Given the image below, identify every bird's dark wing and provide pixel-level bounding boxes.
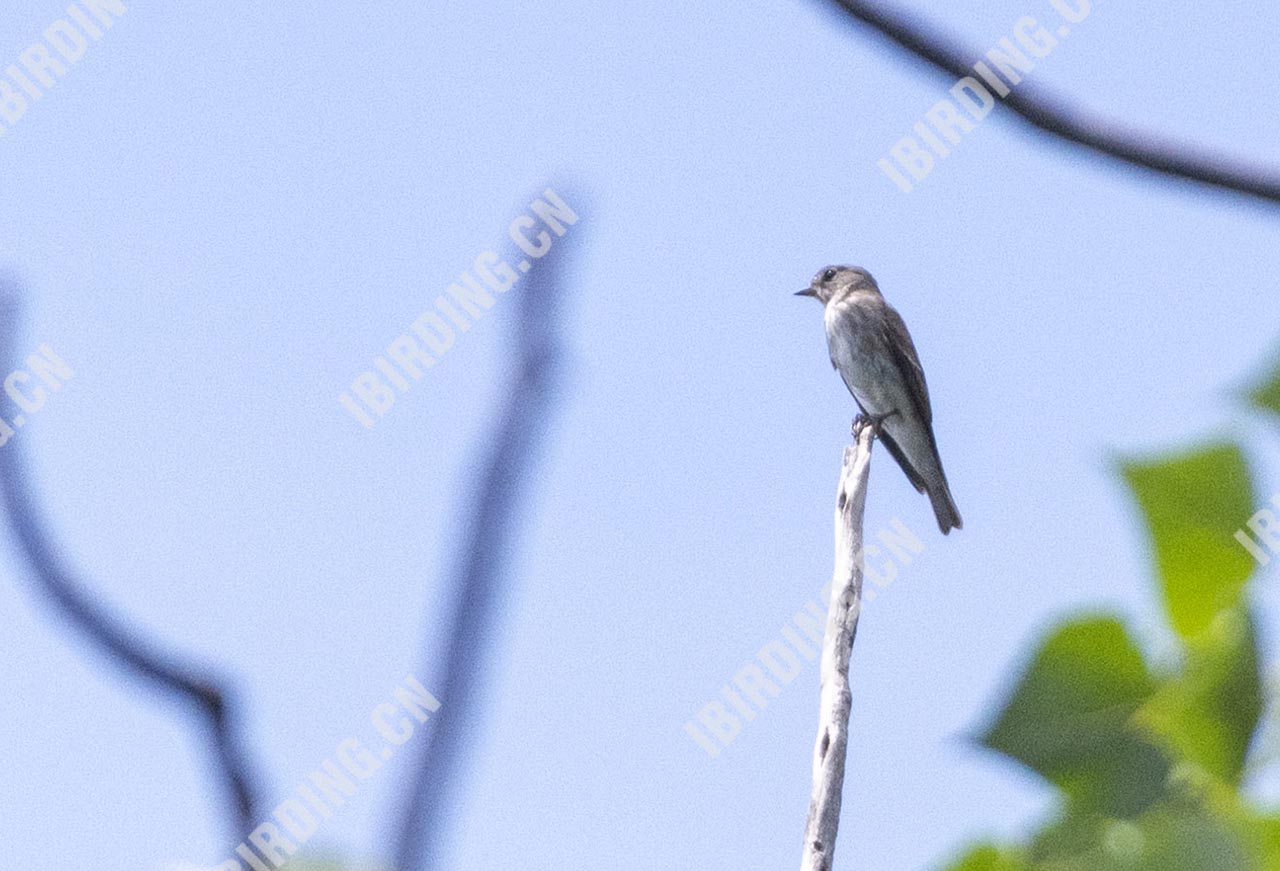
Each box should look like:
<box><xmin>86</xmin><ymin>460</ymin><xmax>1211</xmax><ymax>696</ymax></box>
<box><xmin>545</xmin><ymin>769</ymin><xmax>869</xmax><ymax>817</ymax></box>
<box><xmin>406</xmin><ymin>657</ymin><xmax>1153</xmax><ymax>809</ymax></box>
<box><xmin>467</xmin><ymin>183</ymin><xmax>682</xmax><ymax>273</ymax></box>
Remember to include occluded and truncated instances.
<box><xmin>881</xmin><ymin>304</ymin><xmax>934</xmax><ymax>427</ymax></box>
<box><xmin>849</xmin><ymin>392</ymin><xmax>928</xmax><ymax>494</ymax></box>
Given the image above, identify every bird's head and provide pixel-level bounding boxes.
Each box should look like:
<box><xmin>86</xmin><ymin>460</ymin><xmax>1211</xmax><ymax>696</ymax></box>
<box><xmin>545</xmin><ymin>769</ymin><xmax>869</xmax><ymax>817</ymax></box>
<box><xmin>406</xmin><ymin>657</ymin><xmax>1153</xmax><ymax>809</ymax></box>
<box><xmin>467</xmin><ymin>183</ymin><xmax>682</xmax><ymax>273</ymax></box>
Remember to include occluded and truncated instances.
<box><xmin>796</xmin><ymin>265</ymin><xmax>880</xmax><ymax>305</ymax></box>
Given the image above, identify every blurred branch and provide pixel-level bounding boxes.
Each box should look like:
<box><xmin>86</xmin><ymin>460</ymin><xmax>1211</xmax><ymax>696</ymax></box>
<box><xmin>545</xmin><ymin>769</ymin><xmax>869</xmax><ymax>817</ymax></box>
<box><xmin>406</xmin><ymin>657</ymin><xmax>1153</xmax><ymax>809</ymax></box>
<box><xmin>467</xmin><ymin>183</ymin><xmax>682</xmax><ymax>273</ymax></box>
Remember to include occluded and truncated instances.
<box><xmin>0</xmin><ymin>284</ymin><xmax>263</xmax><ymax>842</ymax></box>
<box><xmin>800</xmin><ymin>425</ymin><xmax>874</xmax><ymax>871</ymax></box>
<box><xmin>824</xmin><ymin>0</ymin><xmax>1280</xmax><ymax>206</ymax></box>
<box><xmin>394</xmin><ymin>192</ymin><xmax>584</xmax><ymax>871</ymax></box>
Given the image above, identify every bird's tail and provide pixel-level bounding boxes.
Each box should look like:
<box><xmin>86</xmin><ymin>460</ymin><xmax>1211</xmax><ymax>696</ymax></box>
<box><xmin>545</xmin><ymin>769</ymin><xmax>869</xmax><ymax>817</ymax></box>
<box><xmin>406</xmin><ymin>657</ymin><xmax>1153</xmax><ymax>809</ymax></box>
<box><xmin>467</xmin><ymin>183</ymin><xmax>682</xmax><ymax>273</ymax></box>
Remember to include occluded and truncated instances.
<box><xmin>929</xmin><ymin>481</ymin><xmax>963</xmax><ymax>535</ymax></box>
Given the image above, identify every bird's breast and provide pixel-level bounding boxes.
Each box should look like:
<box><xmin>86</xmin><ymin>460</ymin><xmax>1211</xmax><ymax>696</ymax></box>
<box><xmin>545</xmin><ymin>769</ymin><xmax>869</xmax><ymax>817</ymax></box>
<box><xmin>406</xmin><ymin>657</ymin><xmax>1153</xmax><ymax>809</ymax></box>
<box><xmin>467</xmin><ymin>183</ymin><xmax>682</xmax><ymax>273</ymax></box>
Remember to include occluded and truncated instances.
<box><xmin>825</xmin><ymin>300</ymin><xmax>894</xmax><ymax>412</ymax></box>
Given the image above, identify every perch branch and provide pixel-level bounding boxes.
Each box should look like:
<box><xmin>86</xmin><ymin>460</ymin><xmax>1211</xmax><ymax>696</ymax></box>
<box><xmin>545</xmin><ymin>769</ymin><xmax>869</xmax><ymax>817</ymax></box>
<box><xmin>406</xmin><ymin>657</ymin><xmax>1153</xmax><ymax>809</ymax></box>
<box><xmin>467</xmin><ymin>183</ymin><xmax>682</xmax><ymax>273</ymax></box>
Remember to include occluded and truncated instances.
<box><xmin>823</xmin><ymin>0</ymin><xmax>1280</xmax><ymax>206</ymax></box>
<box><xmin>800</xmin><ymin>423</ymin><xmax>875</xmax><ymax>871</ymax></box>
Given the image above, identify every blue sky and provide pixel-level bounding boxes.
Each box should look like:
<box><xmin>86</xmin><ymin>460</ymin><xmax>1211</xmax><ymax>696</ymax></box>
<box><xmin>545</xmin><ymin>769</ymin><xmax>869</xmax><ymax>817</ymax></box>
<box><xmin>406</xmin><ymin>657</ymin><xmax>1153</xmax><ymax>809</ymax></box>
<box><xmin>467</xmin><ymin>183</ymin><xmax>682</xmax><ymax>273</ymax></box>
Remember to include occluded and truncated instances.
<box><xmin>2</xmin><ymin>1</ymin><xmax>1279</xmax><ymax>869</ymax></box>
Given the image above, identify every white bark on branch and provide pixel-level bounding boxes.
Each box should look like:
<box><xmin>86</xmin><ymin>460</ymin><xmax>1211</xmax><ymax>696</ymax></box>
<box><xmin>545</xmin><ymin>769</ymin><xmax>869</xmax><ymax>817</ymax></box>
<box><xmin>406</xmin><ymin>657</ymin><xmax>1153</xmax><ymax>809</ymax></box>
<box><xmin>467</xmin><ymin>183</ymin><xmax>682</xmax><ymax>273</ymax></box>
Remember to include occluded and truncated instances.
<box><xmin>800</xmin><ymin>425</ymin><xmax>875</xmax><ymax>871</ymax></box>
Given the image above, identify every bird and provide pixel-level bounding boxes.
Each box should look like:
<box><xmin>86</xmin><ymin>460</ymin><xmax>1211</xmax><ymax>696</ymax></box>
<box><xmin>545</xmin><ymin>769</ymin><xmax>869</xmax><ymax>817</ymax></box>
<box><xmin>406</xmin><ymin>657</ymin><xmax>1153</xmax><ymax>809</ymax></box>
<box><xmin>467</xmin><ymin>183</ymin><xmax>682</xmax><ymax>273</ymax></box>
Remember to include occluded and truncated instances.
<box><xmin>797</xmin><ymin>265</ymin><xmax>962</xmax><ymax>534</ymax></box>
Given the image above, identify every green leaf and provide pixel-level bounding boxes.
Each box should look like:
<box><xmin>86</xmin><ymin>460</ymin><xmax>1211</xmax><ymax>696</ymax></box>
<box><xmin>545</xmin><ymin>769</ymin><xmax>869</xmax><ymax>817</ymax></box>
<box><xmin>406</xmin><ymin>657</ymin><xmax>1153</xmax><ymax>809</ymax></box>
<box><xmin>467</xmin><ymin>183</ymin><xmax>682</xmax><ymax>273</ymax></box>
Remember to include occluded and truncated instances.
<box><xmin>1028</xmin><ymin>811</ymin><xmax>1111</xmax><ymax>866</ymax></box>
<box><xmin>980</xmin><ymin>616</ymin><xmax>1170</xmax><ymax>817</ymax></box>
<box><xmin>942</xmin><ymin>844</ymin><xmax>1027</xmax><ymax>871</ymax></box>
<box><xmin>1247</xmin><ymin>814</ymin><xmax>1280</xmax><ymax>868</ymax></box>
<box><xmin>1246</xmin><ymin>354</ymin><xmax>1280</xmax><ymax>418</ymax></box>
<box><xmin>1028</xmin><ymin>789</ymin><xmax>1255</xmax><ymax>871</ymax></box>
<box><xmin>1120</xmin><ymin>443</ymin><xmax>1256</xmax><ymax>641</ymax></box>
<box><xmin>1140</xmin><ymin>608</ymin><xmax>1263</xmax><ymax>785</ymax></box>
<box><xmin>1138</xmin><ymin>797</ymin><xmax>1254</xmax><ymax>871</ymax></box>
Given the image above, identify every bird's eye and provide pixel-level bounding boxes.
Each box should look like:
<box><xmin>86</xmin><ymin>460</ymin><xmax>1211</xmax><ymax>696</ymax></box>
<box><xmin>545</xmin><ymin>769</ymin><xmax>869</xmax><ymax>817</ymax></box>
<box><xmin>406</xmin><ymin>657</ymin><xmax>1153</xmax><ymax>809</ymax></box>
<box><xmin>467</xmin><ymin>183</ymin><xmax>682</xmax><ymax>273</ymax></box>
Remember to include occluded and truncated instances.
<box><xmin>822</xmin><ymin>268</ymin><xmax>837</xmax><ymax>283</ymax></box>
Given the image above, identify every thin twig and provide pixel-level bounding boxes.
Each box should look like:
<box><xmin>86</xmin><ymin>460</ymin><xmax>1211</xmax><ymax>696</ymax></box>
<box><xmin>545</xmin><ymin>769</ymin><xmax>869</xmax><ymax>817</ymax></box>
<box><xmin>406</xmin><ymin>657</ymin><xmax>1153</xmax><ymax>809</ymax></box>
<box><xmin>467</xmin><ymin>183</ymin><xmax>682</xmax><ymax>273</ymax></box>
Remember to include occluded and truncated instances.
<box><xmin>823</xmin><ymin>0</ymin><xmax>1280</xmax><ymax>206</ymax></box>
<box><xmin>394</xmin><ymin>192</ymin><xmax>584</xmax><ymax>871</ymax></box>
<box><xmin>801</xmin><ymin>425</ymin><xmax>875</xmax><ymax>871</ymax></box>
<box><xmin>0</xmin><ymin>283</ymin><xmax>263</xmax><ymax>842</ymax></box>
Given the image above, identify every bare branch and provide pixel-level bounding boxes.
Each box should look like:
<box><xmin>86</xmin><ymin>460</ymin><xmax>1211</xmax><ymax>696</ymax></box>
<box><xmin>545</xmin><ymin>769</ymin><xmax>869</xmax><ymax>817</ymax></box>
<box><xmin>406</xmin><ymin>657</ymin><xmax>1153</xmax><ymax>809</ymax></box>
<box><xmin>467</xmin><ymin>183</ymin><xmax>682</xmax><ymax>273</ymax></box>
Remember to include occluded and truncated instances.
<box><xmin>824</xmin><ymin>0</ymin><xmax>1280</xmax><ymax>206</ymax></box>
<box><xmin>801</xmin><ymin>425</ymin><xmax>875</xmax><ymax>871</ymax></box>
<box><xmin>0</xmin><ymin>282</ymin><xmax>263</xmax><ymax>843</ymax></box>
<box><xmin>394</xmin><ymin>191</ymin><xmax>585</xmax><ymax>871</ymax></box>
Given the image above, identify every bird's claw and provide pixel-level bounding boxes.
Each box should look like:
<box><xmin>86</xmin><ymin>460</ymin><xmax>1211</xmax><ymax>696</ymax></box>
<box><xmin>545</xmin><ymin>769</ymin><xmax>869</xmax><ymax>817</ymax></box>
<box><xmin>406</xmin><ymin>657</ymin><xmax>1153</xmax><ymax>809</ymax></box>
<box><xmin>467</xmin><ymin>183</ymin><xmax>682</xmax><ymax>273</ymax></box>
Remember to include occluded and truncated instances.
<box><xmin>852</xmin><ymin>410</ymin><xmax>900</xmax><ymax>438</ymax></box>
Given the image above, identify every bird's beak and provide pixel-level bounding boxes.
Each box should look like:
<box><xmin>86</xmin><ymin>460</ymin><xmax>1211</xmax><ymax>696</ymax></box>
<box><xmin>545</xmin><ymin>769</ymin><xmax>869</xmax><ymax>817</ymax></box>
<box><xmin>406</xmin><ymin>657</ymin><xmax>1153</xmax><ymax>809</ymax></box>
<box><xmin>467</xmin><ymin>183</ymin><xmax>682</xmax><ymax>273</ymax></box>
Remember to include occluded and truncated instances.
<box><xmin>795</xmin><ymin>288</ymin><xmax>817</xmax><ymax>298</ymax></box>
